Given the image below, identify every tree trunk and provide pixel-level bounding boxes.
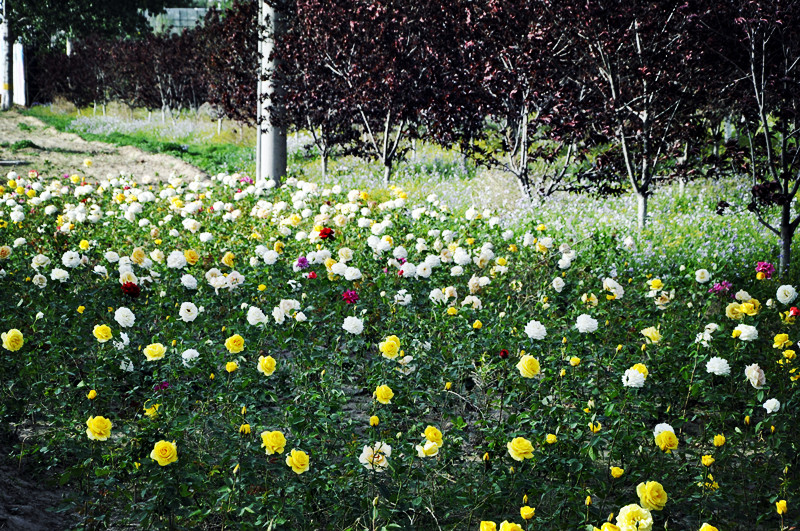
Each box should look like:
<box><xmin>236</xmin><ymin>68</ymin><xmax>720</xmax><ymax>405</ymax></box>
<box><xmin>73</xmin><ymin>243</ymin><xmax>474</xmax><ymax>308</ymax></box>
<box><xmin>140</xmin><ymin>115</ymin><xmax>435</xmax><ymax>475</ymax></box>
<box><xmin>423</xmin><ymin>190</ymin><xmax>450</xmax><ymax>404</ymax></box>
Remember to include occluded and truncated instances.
<box><xmin>636</xmin><ymin>192</ymin><xmax>648</xmax><ymax>230</ymax></box>
<box><xmin>679</xmin><ymin>178</ymin><xmax>685</xmax><ymax>195</ymax></box>
<box><xmin>780</xmin><ymin>202</ymin><xmax>793</xmax><ymax>276</ymax></box>
<box><xmin>0</xmin><ymin>3</ymin><xmax>12</xmax><ymax>111</ymax></box>
<box><xmin>256</xmin><ymin>1</ymin><xmax>287</xmax><ymax>187</ymax></box>
<box><xmin>383</xmin><ymin>160</ymin><xmax>392</xmax><ymax>185</ymax></box>
<box><xmin>321</xmin><ymin>152</ymin><xmax>328</xmax><ymax>178</ymax></box>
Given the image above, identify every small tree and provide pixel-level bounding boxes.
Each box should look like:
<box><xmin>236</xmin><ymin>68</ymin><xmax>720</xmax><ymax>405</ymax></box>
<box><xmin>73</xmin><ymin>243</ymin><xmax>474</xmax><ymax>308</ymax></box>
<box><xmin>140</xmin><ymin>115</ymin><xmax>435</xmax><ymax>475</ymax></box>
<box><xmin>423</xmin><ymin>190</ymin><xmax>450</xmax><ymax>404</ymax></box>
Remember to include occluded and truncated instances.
<box><xmin>292</xmin><ymin>0</ymin><xmax>436</xmax><ymax>183</ymax></box>
<box><xmin>555</xmin><ymin>0</ymin><xmax>711</xmax><ymax>229</ymax></box>
<box><xmin>700</xmin><ymin>0</ymin><xmax>800</xmax><ymax>274</ymax></box>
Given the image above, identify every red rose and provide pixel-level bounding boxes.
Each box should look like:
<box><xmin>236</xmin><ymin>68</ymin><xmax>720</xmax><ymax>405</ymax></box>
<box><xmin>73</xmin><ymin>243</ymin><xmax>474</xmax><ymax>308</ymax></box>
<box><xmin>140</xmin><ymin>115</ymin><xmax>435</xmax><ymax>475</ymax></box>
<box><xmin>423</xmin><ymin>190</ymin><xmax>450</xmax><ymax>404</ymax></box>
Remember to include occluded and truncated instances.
<box><xmin>790</xmin><ymin>307</ymin><xmax>800</xmax><ymax>317</ymax></box>
<box><xmin>498</xmin><ymin>349</ymin><xmax>509</xmax><ymax>359</ymax></box>
<box><xmin>319</xmin><ymin>227</ymin><xmax>334</xmax><ymax>240</ymax></box>
<box><xmin>308</xmin><ymin>271</ymin><xmax>317</xmax><ymax>279</ymax></box>
<box><xmin>121</xmin><ymin>282</ymin><xmax>140</xmax><ymax>298</ymax></box>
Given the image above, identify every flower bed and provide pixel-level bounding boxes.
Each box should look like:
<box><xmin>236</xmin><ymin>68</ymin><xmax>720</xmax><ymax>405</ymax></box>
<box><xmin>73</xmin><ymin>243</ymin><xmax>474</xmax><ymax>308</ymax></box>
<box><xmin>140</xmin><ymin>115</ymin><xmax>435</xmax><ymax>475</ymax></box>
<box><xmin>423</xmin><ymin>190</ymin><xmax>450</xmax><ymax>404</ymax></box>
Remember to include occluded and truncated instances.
<box><xmin>0</xmin><ymin>169</ymin><xmax>795</xmax><ymax>529</ymax></box>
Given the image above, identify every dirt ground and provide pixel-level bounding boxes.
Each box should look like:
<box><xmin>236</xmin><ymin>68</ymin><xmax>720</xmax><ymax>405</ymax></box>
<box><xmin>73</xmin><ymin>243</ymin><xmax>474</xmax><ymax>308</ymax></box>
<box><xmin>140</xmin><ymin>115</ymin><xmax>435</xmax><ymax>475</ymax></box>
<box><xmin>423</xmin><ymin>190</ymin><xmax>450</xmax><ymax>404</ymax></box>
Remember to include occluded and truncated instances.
<box><xmin>0</xmin><ymin>433</ymin><xmax>76</xmax><ymax>530</ymax></box>
<box><xmin>0</xmin><ymin>109</ymin><xmax>205</xmax><ymax>180</ymax></box>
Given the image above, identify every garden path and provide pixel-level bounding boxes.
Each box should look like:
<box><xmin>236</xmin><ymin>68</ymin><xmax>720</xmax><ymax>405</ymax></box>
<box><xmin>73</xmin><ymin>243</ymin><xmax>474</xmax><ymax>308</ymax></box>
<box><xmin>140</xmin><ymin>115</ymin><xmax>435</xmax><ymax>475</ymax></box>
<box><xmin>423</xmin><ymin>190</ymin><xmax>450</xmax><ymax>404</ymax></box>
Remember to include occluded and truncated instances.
<box><xmin>0</xmin><ymin>109</ymin><xmax>204</xmax><ymax>180</ymax></box>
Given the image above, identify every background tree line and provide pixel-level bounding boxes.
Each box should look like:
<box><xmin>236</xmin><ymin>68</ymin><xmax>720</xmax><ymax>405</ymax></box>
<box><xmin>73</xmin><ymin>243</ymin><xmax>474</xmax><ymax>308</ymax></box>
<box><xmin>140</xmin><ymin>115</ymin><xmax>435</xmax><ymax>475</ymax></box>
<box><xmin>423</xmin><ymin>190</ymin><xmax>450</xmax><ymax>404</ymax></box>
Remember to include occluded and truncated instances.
<box><xmin>22</xmin><ymin>0</ymin><xmax>800</xmax><ymax>270</ymax></box>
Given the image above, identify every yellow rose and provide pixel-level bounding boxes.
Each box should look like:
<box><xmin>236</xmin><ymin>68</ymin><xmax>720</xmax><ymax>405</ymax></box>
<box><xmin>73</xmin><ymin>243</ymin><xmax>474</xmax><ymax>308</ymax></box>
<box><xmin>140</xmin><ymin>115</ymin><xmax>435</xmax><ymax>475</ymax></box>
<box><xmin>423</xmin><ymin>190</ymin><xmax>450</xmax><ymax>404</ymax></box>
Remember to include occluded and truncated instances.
<box><xmin>701</xmin><ymin>455</ymin><xmax>715</xmax><ymax>466</ymax></box>
<box><xmin>616</xmin><ymin>504</ymin><xmax>652</xmax><ymax>529</ymax></box>
<box><xmin>150</xmin><ymin>440</ymin><xmax>178</xmax><ymax>466</ymax></box>
<box><xmin>369</xmin><ymin>416</ymin><xmax>379</xmax><ymax>426</ymax></box>
<box><xmin>226</xmin><ymin>361</ymin><xmax>239</xmax><ymax>373</ymax></box>
<box><xmin>699</xmin><ymin>523</ymin><xmax>719</xmax><ymax>531</ymax></box>
<box><xmin>1</xmin><ymin>329</ymin><xmax>24</xmax><ymax>351</ymax></box>
<box><xmin>546</xmin><ymin>434</ymin><xmax>557</xmax><ymax>444</ymax></box>
<box><xmin>274</xmin><ymin>241</ymin><xmax>285</xmax><ymax>254</ymax></box>
<box><xmin>379</xmin><ymin>335</ymin><xmax>401</xmax><ymax>360</ymax></box>
<box><xmin>77</xmin><ymin>305</ymin><xmax>86</xmax><ymax>314</ymax></box>
<box><xmin>131</xmin><ymin>247</ymin><xmax>146</xmax><ymax>266</ymax></box>
<box><xmin>773</xmin><ymin>333</ymin><xmax>791</xmax><ymax>349</ymax></box>
<box><xmin>631</xmin><ymin>363</ymin><xmax>649</xmax><ymax>379</ymax></box>
<box><xmin>480</xmin><ymin>522</ymin><xmax>497</xmax><ymax>531</ymax></box>
<box><xmin>641</xmin><ymin>326</ymin><xmax>661</xmax><ymax>344</ymax></box>
<box><xmin>285</xmin><ymin>449</ymin><xmax>310</xmax><ymax>474</ymax></box>
<box><xmin>93</xmin><ymin>325</ymin><xmax>112</xmax><ymax>343</ymax></box>
<box><xmin>416</xmin><ymin>440</ymin><xmax>440</xmax><ymax>457</ymax></box>
<box><xmin>225</xmin><ymin>334</ymin><xmax>244</xmax><ymax>354</ymax></box>
<box><xmin>600</xmin><ymin>524</ymin><xmax>621</xmax><ymax>531</ymax></box>
<box><xmin>239</xmin><ymin>424</ymin><xmax>251</xmax><ymax>435</ymax></box>
<box><xmin>87</xmin><ymin>389</ymin><xmax>97</xmax><ymax>400</ymax></box>
<box><xmin>143</xmin><ymin>343</ymin><xmax>166</xmax><ymax>361</ymax></box>
<box><xmin>498</xmin><ymin>522</ymin><xmax>523</xmax><ymax>531</ymax></box>
<box><xmin>569</xmin><ymin>356</ymin><xmax>581</xmax><ymax>367</ymax></box>
<box><xmin>447</xmin><ymin>307</ymin><xmax>458</xmax><ymax>316</ymax></box>
<box><xmin>473</xmin><ymin>320</ymin><xmax>483</xmax><ymax>329</ymax></box>
<box><xmin>655</xmin><ymin>430</ymin><xmax>679</xmax><ymax>452</ymax></box>
<box><xmin>184</xmin><ymin>249</ymin><xmax>199</xmax><ymax>265</ymax></box>
<box><xmin>776</xmin><ymin>500</ymin><xmax>787</xmax><ymax>515</ymax></box>
<box><xmin>520</xmin><ymin>506</ymin><xmax>535</xmax><ymax>520</ymax></box>
<box><xmin>713</xmin><ymin>434</ymin><xmax>725</xmax><ymax>447</ymax></box>
<box><xmin>424</xmin><ymin>426</ymin><xmax>443</xmax><ymax>447</ymax></box>
<box><xmin>144</xmin><ymin>403</ymin><xmax>161</xmax><ymax>418</ymax></box>
<box><xmin>221</xmin><ymin>251</ymin><xmax>235</xmax><ymax>268</ymax></box>
<box><xmin>86</xmin><ymin>416</ymin><xmax>113</xmax><ymax>441</ymax></box>
<box><xmin>506</xmin><ymin>437</ymin><xmax>534</xmax><ymax>461</ymax></box>
<box><xmin>740</xmin><ymin>302</ymin><xmax>758</xmax><ymax>316</ymax></box>
<box><xmin>648</xmin><ymin>278</ymin><xmax>663</xmax><ymax>290</ymax></box>
<box><xmin>725</xmin><ymin>302</ymin><xmax>744</xmax><ymax>320</ymax></box>
<box><xmin>257</xmin><ymin>355</ymin><xmax>276</xmax><ymax>376</ymax></box>
<box><xmin>516</xmin><ymin>355</ymin><xmax>541</xmax><ymax>378</ymax></box>
<box><xmin>0</xmin><ymin>246</ymin><xmax>11</xmax><ymax>259</ymax></box>
<box><xmin>610</xmin><ymin>466</ymin><xmax>624</xmax><ymax>478</ymax></box>
<box><xmin>79</xmin><ymin>239</ymin><xmax>90</xmax><ymax>250</ymax></box>
<box><xmin>258</xmin><ymin>284</ymin><xmax>267</xmax><ymax>291</ymax></box>
<box><xmin>636</xmin><ymin>481</ymin><xmax>668</xmax><ymax>511</ymax></box>
<box><xmin>261</xmin><ymin>430</ymin><xmax>286</xmax><ymax>454</ymax></box>
<box><xmin>588</xmin><ymin>422</ymin><xmax>602</xmax><ymax>433</ymax></box>
<box><xmin>374</xmin><ymin>385</ymin><xmax>394</xmax><ymax>404</ymax></box>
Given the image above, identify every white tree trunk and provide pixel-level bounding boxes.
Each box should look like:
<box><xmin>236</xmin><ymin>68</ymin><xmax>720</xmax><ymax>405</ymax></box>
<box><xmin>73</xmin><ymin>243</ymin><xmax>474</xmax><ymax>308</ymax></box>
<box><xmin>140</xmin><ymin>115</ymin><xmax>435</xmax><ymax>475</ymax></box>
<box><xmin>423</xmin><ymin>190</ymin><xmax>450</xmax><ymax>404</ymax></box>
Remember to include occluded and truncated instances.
<box><xmin>636</xmin><ymin>192</ymin><xmax>648</xmax><ymax>230</ymax></box>
<box><xmin>0</xmin><ymin>2</ymin><xmax>12</xmax><ymax>111</ymax></box>
<box><xmin>256</xmin><ymin>1</ymin><xmax>286</xmax><ymax>187</ymax></box>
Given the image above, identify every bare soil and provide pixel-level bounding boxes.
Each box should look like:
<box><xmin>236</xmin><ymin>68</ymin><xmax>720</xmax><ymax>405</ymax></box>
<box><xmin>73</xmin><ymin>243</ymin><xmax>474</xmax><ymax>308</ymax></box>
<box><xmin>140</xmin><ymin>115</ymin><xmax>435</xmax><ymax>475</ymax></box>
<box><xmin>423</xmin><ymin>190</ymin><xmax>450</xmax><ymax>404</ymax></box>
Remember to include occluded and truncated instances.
<box><xmin>0</xmin><ymin>432</ymin><xmax>76</xmax><ymax>531</ymax></box>
<box><xmin>0</xmin><ymin>109</ymin><xmax>204</xmax><ymax>180</ymax></box>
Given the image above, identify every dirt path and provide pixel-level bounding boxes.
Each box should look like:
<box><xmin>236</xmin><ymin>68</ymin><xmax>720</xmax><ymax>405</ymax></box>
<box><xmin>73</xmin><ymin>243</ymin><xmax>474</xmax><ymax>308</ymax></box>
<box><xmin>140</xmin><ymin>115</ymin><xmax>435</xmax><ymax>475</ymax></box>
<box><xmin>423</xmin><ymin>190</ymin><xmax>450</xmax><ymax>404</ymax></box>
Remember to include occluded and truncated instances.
<box><xmin>0</xmin><ymin>109</ymin><xmax>205</xmax><ymax>180</ymax></box>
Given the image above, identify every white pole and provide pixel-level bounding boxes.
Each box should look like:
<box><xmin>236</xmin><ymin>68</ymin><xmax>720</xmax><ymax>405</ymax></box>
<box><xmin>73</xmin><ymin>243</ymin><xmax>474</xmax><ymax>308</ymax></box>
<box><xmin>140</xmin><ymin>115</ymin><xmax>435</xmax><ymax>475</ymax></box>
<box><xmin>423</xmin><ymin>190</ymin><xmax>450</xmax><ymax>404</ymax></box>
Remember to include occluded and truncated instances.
<box><xmin>0</xmin><ymin>0</ymin><xmax>12</xmax><ymax>111</ymax></box>
<box><xmin>256</xmin><ymin>1</ymin><xmax>286</xmax><ymax>186</ymax></box>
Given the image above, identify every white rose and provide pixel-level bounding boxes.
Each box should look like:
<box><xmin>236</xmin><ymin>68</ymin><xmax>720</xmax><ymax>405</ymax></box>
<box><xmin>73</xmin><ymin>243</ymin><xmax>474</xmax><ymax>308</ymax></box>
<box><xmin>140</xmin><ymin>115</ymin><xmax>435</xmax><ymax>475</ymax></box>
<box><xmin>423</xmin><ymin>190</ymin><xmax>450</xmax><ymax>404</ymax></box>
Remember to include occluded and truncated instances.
<box><xmin>50</xmin><ymin>268</ymin><xmax>69</xmax><ymax>282</ymax></box>
<box><xmin>705</xmin><ymin>356</ymin><xmax>730</xmax><ymax>376</ymax></box>
<box><xmin>342</xmin><ymin>316</ymin><xmax>364</xmax><ymax>335</ymax></box>
<box><xmin>576</xmin><ymin>314</ymin><xmax>598</xmax><ymax>333</ymax></box>
<box><xmin>524</xmin><ymin>320</ymin><xmax>547</xmax><ymax>340</ymax></box>
<box><xmin>114</xmin><ymin>307</ymin><xmax>136</xmax><ymax>328</ymax></box>
<box><xmin>552</xmin><ymin>277</ymin><xmax>565</xmax><ymax>292</ymax></box>
<box><xmin>695</xmin><ymin>269</ymin><xmax>711</xmax><ymax>283</ymax></box>
<box><xmin>763</xmin><ymin>398</ymin><xmax>780</xmax><ymax>414</ymax></box>
<box><xmin>181</xmin><ymin>274</ymin><xmax>198</xmax><ymax>289</ymax></box>
<box><xmin>622</xmin><ymin>368</ymin><xmax>645</xmax><ymax>388</ymax></box>
<box><xmin>776</xmin><ymin>284</ymin><xmax>798</xmax><ymax>305</ymax></box>
<box><xmin>179</xmin><ymin>302</ymin><xmax>199</xmax><ymax>322</ymax></box>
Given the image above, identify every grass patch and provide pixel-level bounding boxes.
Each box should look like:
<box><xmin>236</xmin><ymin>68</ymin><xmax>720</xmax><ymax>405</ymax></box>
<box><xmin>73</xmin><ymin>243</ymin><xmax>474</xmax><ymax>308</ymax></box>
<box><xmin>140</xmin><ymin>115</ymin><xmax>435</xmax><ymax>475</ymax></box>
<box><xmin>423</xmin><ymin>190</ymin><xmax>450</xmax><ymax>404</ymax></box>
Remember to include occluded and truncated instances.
<box><xmin>10</xmin><ymin>140</ymin><xmax>41</xmax><ymax>151</ymax></box>
<box><xmin>24</xmin><ymin>106</ymin><xmax>257</xmax><ymax>176</ymax></box>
